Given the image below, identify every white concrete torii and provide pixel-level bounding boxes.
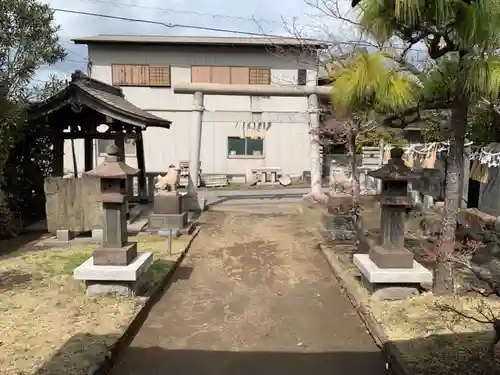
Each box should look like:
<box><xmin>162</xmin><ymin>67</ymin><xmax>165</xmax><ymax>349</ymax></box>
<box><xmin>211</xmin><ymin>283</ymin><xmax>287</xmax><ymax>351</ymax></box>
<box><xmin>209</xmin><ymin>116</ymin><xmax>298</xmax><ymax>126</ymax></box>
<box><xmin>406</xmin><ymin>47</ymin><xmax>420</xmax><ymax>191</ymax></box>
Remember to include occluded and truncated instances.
<box><xmin>173</xmin><ymin>83</ymin><xmax>332</xmax><ymax>201</ymax></box>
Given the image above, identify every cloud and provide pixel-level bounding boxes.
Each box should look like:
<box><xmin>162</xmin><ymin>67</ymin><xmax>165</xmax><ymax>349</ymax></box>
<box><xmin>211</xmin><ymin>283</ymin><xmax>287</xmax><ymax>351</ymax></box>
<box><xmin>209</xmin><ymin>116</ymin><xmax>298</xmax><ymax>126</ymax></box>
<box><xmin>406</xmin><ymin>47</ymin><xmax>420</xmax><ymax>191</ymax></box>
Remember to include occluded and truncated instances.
<box><xmin>34</xmin><ymin>0</ymin><xmax>312</xmax><ymax>82</ymax></box>
<box><xmin>34</xmin><ymin>0</ymin><xmax>364</xmax><ymax>82</ymax></box>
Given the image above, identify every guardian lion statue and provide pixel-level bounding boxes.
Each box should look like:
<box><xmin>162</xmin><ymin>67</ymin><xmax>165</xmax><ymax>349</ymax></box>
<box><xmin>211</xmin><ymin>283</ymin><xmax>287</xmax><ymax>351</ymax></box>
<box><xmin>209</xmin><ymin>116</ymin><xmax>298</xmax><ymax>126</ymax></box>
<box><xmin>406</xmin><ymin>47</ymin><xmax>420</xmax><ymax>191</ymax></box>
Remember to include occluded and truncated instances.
<box><xmin>155</xmin><ymin>164</ymin><xmax>180</xmax><ymax>193</ymax></box>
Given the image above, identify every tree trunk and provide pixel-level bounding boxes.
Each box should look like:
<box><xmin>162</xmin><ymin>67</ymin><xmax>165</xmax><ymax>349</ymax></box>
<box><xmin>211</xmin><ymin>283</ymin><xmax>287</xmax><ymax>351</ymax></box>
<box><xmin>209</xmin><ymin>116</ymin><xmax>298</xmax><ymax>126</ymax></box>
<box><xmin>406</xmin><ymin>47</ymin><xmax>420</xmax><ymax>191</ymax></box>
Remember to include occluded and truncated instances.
<box><xmin>433</xmin><ymin>98</ymin><xmax>468</xmax><ymax>295</ymax></box>
<box><xmin>348</xmin><ymin>130</ymin><xmax>360</xmax><ymax>223</ymax></box>
<box><xmin>0</xmin><ymin>167</ymin><xmax>5</xmax><ymax>206</ymax></box>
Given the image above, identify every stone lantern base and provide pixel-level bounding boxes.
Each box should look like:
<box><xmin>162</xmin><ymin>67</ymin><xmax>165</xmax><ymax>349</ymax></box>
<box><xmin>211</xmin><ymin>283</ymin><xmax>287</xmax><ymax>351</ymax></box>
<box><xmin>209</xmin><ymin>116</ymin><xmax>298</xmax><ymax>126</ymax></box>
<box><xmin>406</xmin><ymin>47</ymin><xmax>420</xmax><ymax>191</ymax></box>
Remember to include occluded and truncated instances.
<box><xmin>368</xmin><ymin>245</ymin><xmax>414</xmax><ymax>269</ymax></box>
<box><xmin>93</xmin><ymin>242</ymin><xmax>138</xmax><ymax>266</ymax></box>
<box><xmin>353</xmin><ymin>254</ymin><xmax>432</xmax><ymax>300</ymax></box>
<box><xmin>73</xmin><ymin>252</ymin><xmax>153</xmax><ymax>296</ymax></box>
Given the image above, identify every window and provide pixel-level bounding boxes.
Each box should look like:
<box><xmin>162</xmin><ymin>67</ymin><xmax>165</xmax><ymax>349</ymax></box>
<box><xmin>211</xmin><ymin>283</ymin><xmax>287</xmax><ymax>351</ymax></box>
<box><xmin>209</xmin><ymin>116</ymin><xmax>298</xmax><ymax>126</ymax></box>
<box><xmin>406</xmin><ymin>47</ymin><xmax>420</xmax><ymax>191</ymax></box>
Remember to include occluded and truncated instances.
<box><xmin>249</xmin><ymin>68</ymin><xmax>270</xmax><ymax>85</ymax></box>
<box><xmin>97</xmin><ymin>138</ymin><xmax>136</xmax><ymax>156</ymax></box>
<box><xmin>112</xmin><ymin>64</ymin><xmax>171</xmax><ymax>86</ymax></box>
<box><xmin>297</xmin><ymin>69</ymin><xmax>307</xmax><ymax>85</ymax></box>
<box><xmin>227</xmin><ymin>137</ymin><xmax>264</xmax><ymax>157</ymax></box>
<box><xmin>191</xmin><ymin>66</ymin><xmax>270</xmax><ymax>85</ymax></box>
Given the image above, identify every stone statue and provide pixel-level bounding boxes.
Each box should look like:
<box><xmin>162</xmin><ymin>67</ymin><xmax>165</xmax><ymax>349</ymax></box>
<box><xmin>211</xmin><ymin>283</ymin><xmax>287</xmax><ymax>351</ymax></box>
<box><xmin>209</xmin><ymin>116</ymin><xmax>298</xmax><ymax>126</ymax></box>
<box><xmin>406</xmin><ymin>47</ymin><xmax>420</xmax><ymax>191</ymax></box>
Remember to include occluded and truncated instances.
<box><xmin>155</xmin><ymin>164</ymin><xmax>180</xmax><ymax>193</ymax></box>
<box><xmin>331</xmin><ymin>168</ymin><xmax>352</xmax><ymax>194</ymax></box>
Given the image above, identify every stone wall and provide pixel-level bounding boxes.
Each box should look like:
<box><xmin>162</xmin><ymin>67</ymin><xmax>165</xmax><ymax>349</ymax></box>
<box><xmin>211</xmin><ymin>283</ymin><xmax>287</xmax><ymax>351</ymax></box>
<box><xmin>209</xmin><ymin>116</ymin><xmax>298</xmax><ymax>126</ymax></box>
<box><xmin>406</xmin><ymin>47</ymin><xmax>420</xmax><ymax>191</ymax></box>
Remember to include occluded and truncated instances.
<box><xmin>44</xmin><ymin>176</ymin><xmax>103</xmax><ymax>233</ymax></box>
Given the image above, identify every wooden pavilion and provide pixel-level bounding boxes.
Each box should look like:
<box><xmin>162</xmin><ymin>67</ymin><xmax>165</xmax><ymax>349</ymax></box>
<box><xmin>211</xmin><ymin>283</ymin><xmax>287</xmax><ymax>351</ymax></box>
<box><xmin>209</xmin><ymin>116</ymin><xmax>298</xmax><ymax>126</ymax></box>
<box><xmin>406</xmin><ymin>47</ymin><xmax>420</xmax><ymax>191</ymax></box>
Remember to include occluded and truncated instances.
<box><xmin>27</xmin><ymin>70</ymin><xmax>171</xmax><ymax>202</ymax></box>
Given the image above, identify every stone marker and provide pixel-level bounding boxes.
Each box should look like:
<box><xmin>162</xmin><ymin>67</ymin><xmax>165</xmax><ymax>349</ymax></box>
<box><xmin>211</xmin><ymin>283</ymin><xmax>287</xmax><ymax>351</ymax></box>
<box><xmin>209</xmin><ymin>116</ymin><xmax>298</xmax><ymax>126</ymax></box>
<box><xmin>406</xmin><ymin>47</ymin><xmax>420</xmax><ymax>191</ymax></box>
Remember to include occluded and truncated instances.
<box><xmin>73</xmin><ymin>144</ymin><xmax>153</xmax><ymax>296</ymax></box>
<box><xmin>353</xmin><ymin>147</ymin><xmax>433</xmax><ymax>300</ymax></box>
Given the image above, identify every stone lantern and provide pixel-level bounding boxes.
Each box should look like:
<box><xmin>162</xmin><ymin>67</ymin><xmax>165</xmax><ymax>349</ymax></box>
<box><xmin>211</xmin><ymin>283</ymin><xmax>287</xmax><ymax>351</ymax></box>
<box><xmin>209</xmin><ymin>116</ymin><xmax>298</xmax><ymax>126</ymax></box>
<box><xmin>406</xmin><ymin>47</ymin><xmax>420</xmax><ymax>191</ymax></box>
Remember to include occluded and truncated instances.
<box><xmin>353</xmin><ymin>147</ymin><xmax>432</xmax><ymax>300</ymax></box>
<box><xmin>85</xmin><ymin>144</ymin><xmax>139</xmax><ymax>265</ymax></box>
<box><xmin>368</xmin><ymin>147</ymin><xmax>418</xmax><ymax>268</ymax></box>
<box><xmin>73</xmin><ymin>144</ymin><xmax>153</xmax><ymax>297</ymax></box>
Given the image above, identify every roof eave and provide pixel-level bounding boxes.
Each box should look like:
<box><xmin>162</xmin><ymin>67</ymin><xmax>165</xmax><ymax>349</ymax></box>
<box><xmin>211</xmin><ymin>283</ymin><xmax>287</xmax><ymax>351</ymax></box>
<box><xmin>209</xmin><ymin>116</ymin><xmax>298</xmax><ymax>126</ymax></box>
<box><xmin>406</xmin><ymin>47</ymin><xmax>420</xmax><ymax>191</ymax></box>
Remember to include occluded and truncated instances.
<box><xmin>71</xmin><ymin>39</ymin><xmax>325</xmax><ymax>49</ymax></box>
<box><xmin>79</xmin><ymin>90</ymin><xmax>171</xmax><ymax>129</ymax></box>
<box><xmin>27</xmin><ymin>85</ymin><xmax>74</xmax><ymax>122</ymax></box>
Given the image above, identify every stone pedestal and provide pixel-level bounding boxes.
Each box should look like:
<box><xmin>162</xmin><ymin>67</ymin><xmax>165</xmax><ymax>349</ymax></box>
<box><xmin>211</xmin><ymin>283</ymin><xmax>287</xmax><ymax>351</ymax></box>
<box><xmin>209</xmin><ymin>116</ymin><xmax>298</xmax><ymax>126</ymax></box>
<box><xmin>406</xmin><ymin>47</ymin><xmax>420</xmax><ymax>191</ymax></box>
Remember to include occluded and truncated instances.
<box><xmin>154</xmin><ymin>193</ymin><xmax>182</xmax><ymax>214</ymax></box>
<box><xmin>74</xmin><ymin>252</ymin><xmax>153</xmax><ymax>296</ymax></box>
<box><xmin>149</xmin><ymin>190</ymin><xmax>189</xmax><ymax>232</ymax></box>
<box><xmin>354</xmin><ymin>254</ymin><xmax>432</xmax><ymax>300</ymax></box>
<box><xmin>93</xmin><ymin>242</ymin><xmax>138</xmax><ymax>266</ymax></box>
<box><xmin>369</xmin><ymin>245</ymin><xmax>414</xmax><ymax>268</ymax></box>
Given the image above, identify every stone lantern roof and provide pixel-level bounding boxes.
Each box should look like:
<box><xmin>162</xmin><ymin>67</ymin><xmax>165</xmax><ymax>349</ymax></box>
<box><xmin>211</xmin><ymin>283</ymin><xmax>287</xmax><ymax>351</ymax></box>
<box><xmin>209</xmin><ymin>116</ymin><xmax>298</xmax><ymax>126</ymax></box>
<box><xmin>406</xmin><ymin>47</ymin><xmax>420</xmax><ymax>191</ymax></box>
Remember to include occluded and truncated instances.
<box><xmin>85</xmin><ymin>144</ymin><xmax>139</xmax><ymax>179</ymax></box>
<box><xmin>368</xmin><ymin>147</ymin><xmax>420</xmax><ymax>181</ymax></box>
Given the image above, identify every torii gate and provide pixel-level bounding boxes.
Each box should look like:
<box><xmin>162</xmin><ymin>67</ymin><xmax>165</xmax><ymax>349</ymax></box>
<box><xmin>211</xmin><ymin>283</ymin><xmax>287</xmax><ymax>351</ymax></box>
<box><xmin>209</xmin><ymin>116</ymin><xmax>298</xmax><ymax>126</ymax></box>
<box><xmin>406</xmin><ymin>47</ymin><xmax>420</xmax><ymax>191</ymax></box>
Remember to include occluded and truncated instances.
<box><xmin>173</xmin><ymin>83</ymin><xmax>332</xmax><ymax>209</ymax></box>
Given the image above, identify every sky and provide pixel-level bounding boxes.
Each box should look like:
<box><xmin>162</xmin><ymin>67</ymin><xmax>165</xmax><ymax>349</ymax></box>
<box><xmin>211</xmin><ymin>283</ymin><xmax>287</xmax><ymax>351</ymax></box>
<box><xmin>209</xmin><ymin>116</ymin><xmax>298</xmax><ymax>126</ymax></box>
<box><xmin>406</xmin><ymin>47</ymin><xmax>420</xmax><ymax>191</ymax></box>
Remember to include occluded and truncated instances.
<box><xmin>36</xmin><ymin>0</ymin><xmax>359</xmax><ymax>83</ymax></box>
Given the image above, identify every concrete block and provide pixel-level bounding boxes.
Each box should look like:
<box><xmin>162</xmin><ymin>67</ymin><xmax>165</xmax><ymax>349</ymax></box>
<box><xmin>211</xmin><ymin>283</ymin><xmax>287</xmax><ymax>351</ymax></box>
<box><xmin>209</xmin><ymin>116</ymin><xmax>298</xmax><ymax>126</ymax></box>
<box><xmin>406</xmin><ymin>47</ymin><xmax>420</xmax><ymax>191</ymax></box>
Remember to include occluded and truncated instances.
<box><xmin>56</xmin><ymin>229</ymin><xmax>73</xmax><ymax>242</ymax></box>
<box><xmin>85</xmin><ymin>281</ymin><xmax>138</xmax><ymax>297</ymax></box>
<box><xmin>353</xmin><ymin>253</ymin><xmax>432</xmax><ymax>284</ymax></box>
<box><xmin>360</xmin><ymin>275</ymin><xmax>419</xmax><ymax>300</ymax></box>
<box><xmin>92</xmin><ymin>229</ymin><xmax>103</xmax><ymax>241</ymax></box>
<box><xmin>73</xmin><ymin>251</ymin><xmax>153</xmax><ymax>282</ymax></box>
<box><xmin>370</xmin><ymin>287</ymin><xmax>419</xmax><ymax>301</ymax></box>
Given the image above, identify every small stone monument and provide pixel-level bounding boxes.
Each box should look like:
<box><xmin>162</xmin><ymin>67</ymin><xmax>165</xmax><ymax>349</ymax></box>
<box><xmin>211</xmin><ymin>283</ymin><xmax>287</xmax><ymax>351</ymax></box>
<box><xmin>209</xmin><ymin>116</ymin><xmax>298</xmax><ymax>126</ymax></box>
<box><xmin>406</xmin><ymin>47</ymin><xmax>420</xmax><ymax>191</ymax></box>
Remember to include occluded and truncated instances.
<box><xmin>148</xmin><ymin>164</ymin><xmax>188</xmax><ymax>232</ymax></box>
<box><xmin>353</xmin><ymin>147</ymin><xmax>432</xmax><ymax>300</ymax></box>
<box><xmin>73</xmin><ymin>144</ymin><xmax>153</xmax><ymax>296</ymax></box>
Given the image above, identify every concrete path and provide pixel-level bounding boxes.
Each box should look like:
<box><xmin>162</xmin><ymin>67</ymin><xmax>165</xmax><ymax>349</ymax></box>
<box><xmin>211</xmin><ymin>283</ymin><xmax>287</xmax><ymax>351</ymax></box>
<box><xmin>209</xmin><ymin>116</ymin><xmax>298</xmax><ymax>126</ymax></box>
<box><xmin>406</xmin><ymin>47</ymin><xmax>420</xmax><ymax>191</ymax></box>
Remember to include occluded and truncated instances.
<box><xmin>110</xmin><ymin>210</ymin><xmax>387</xmax><ymax>375</ymax></box>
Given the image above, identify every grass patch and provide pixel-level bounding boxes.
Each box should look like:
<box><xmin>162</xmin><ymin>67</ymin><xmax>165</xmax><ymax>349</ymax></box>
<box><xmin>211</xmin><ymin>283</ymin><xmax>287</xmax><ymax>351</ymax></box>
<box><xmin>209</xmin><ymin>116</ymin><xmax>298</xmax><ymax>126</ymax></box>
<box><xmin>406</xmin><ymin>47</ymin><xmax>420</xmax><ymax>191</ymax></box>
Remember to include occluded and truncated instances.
<box><xmin>371</xmin><ymin>294</ymin><xmax>500</xmax><ymax>374</ymax></box>
<box><xmin>39</xmin><ymin>251</ymin><xmax>92</xmax><ymax>276</ymax></box>
<box><xmin>0</xmin><ymin>233</ymin><xmax>192</xmax><ymax>375</ymax></box>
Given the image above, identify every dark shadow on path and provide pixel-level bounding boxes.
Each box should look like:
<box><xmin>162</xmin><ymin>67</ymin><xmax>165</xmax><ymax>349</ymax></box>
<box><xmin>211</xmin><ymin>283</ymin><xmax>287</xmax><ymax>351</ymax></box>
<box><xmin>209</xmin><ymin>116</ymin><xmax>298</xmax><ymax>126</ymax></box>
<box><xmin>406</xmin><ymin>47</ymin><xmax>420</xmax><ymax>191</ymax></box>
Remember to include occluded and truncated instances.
<box><xmin>32</xmin><ymin>333</ymin><xmax>388</xmax><ymax>375</ymax></box>
<box><xmin>0</xmin><ymin>231</ymin><xmax>47</xmax><ymax>258</ymax></box>
<box><xmin>110</xmin><ymin>347</ymin><xmax>388</xmax><ymax>375</ymax></box>
<box><xmin>31</xmin><ymin>331</ymin><xmax>500</xmax><ymax>375</ymax></box>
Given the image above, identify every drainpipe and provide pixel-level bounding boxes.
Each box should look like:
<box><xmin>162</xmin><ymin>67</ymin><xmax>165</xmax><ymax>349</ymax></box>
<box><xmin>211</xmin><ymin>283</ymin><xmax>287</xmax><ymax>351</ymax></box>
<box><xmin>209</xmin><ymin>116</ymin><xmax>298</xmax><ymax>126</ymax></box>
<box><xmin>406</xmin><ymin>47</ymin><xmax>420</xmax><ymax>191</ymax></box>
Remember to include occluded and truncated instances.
<box><xmin>188</xmin><ymin>91</ymin><xmax>204</xmax><ymax>196</ymax></box>
<box><xmin>308</xmin><ymin>93</ymin><xmax>322</xmax><ymax>195</ymax></box>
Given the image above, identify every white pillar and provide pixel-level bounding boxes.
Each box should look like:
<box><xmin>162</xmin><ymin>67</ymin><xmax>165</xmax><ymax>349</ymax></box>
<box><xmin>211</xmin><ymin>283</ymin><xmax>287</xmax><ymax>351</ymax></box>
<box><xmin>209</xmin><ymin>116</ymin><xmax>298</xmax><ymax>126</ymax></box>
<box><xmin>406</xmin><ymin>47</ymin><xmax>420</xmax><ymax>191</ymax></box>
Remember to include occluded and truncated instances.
<box><xmin>188</xmin><ymin>91</ymin><xmax>204</xmax><ymax>195</ymax></box>
<box><xmin>308</xmin><ymin>93</ymin><xmax>322</xmax><ymax>195</ymax></box>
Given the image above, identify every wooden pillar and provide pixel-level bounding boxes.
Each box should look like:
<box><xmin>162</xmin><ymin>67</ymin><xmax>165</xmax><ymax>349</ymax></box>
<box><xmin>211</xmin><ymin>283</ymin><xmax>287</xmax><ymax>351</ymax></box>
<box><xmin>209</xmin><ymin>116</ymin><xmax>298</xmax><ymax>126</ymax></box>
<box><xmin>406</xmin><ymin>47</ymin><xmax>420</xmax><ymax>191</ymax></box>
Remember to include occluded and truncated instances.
<box><xmin>52</xmin><ymin>131</ymin><xmax>64</xmax><ymax>176</ymax></box>
<box><xmin>115</xmin><ymin>134</ymin><xmax>125</xmax><ymax>162</ymax></box>
<box><xmin>114</xmin><ymin>132</ymin><xmax>125</xmax><ymax>162</ymax></box>
<box><xmin>84</xmin><ymin>136</ymin><xmax>94</xmax><ymax>171</ymax></box>
<box><xmin>135</xmin><ymin>131</ymin><xmax>147</xmax><ymax>203</ymax></box>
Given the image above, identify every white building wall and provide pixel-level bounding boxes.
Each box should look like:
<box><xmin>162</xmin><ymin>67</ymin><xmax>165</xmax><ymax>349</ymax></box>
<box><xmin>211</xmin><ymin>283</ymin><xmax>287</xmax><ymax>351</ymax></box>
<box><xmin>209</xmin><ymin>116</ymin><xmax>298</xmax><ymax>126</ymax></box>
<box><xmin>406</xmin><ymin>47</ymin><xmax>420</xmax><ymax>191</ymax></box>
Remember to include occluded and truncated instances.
<box><xmin>63</xmin><ymin>44</ymin><xmax>317</xmax><ymax>178</ymax></box>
